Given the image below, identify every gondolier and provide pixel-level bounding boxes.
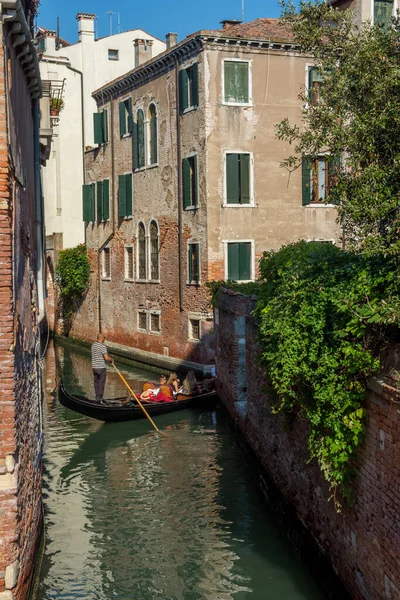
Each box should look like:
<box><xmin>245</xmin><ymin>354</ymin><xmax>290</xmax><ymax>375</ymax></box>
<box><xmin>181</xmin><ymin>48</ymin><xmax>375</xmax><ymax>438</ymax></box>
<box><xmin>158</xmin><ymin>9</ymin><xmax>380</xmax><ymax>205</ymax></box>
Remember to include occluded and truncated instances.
<box><xmin>91</xmin><ymin>333</ymin><xmax>114</xmax><ymax>401</ymax></box>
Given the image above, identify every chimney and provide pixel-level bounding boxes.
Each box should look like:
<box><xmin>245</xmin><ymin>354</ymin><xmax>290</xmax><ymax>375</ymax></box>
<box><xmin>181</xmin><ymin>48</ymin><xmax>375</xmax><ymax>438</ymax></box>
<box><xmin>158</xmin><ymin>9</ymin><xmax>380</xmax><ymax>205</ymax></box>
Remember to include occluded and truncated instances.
<box><xmin>166</xmin><ymin>32</ymin><xmax>178</xmax><ymax>49</ymax></box>
<box><xmin>76</xmin><ymin>13</ymin><xmax>96</xmax><ymax>43</ymax></box>
<box><xmin>134</xmin><ymin>39</ymin><xmax>153</xmax><ymax>66</ymax></box>
<box><xmin>220</xmin><ymin>19</ymin><xmax>242</xmax><ymax>30</ymax></box>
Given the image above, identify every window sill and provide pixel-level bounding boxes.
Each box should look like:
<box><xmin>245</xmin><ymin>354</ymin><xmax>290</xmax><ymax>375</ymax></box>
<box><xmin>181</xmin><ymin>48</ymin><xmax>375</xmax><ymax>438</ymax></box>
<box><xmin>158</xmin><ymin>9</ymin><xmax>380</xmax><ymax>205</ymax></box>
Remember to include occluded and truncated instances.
<box><xmin>137</xmin><ymin>328</ymin><xmax>147</xmax><ymax>333</ymax></box>
<box><xmin>222</xmin><ymin>101</ymin><xmax>253</xmax><ymax>107</ymax></box>
<box><xmin>305</xmin><ymin>203</ymin><xmax>335</xmax><ymax>208</ymax></box>
<box><xmin>148</xmin><ymin>279</ymin><xmax>161</xmax><ymax>284</ymax></box>
<box><xmin>102</xmin><ymin>277</ymin><xmax>111</xmax><ymax>281</ymax></box>
<box><xmin>184</xmin><ymin>205</ymin><xmax>199</xmax><ymax>211</ymax></box>
<box><xmin>187</xmin><ymin>282</ymin><xmax>201</xmax><ymax>286</ymax></box>
<box><xmin>136</xmin><ymin>279</ymin><xmax>148</xmax><ymax>283</ymax></box>
<box><xmin>124</xmin><ymin>278</ymin><xmax>134</xmax><ymax>283</ymax></box>
<box><xmin>223</xmin><ymin>203</ymin><xmax>255</xmax><ymax>208</ymax></box>
<box><xmin>149</xmin><ymin>330</ymin><xmax>162</xmax><ymax>336</ymax></box>
<box><xmin>134</xmin><ymin>163</ymin><xmax>159</xmax><ymax>173</ymax></box>
<box><xmin>121</xmin><ymin>133</ymin><xmax>132</xmax><ymax>139</ymax></box>
<box><xmin>181</xmin><ymin>105</ymin><xmax>198</xmax><ymax>115</ymax></box>
<box><xmin>120</xmin><ymin>215</ymin><xmax>134</xmax><ymax>220</ymax></box>
<box><xmin>188</xmin><ymin>337</ymin><xmax>201</xmax><ymax>343</ymax></box>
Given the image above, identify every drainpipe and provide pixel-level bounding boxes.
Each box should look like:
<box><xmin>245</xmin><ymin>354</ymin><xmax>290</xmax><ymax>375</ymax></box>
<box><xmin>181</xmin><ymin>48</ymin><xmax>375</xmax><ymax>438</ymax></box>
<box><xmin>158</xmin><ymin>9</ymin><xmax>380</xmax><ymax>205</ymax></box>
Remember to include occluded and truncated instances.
<box><xmin>175</xmin><ymin>55</ymin><xmax>183</xmax><ymax>312</ymax></box>
<box><xmin>66</xmin><ymin>64</ymin><xmax>85</xmax><ymax>186</ymax></box>
<box><xmin>33</xmin><ymin>98</ymin><xmax>45</xmax><ymax>324</ymax></box>
<box><xmin>98</xmin><ymin>99</ymin><xmax>115</xmax><ymax>333</ymax></box>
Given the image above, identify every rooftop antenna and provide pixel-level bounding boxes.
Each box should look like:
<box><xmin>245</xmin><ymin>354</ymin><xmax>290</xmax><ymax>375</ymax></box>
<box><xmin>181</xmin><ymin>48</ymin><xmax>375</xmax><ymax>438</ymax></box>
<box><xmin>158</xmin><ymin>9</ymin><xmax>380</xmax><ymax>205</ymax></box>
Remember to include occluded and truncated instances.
<box><xmin>106</xmin><ymin>9</ymin><xmax>116</xmax><ymax>36</ymax></box>
<box><xmin>56</xmin><ymin>16</ymin><xmax>60</xmax><ymax>50</ymax></box>
<box><xmin>242</xmin><ymin>0</ymin><xmax>245</xmax><ymax>22</ymax></box>
<box><xmin>117</xmin><ymin>13</ymin><xmax>121</xmax><ymax>34</ymax></box>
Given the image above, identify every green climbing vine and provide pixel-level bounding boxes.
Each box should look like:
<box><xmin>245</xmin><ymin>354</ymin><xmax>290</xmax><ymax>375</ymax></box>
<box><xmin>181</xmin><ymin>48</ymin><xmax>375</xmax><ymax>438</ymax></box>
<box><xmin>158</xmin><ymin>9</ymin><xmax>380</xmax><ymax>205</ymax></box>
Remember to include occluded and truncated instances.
<box><xmin>56</xmin><ymin>244</ymin><xmax>90</xmax><ymax>331</ymax></box>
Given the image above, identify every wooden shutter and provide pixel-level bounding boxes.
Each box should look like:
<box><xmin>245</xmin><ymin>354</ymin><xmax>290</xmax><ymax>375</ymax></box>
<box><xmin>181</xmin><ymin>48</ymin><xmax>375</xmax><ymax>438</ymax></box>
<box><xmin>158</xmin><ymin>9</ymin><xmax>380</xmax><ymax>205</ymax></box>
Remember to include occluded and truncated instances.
<box><xmin>191</xmin><ymin>63</ymin><xmax>199</xmax><ymax>108</ymax></box>
<box><xmin>118</xmin><ymin>174</ymin><xmax>127</xmax><ymax>217</ymax></box>
<box><xmin>119</xmin><ymin>102</ymin><xmax>126</xmax><ymax>137</ymax></box>
<box><xmin>179</xmin><ymin>68</ymin><xmax>189</xmax><ymax>113</ymax></box>
<box><xmin>93</xmin><ymin>113</ymin><xmax>104</xmax><ymax>144</ymax></box>
<box><xmin>97</xmin><ymin>180</ymin><xmax>103</xmax><ymax>221</ymax></box>
<box><xmin>103</xmin><ymin>179</ymin><xmax>110</xmax><ymax>220</ymax></box>
<box><xmin>126</xmin><ymin>173</ymin><xmax>132</xmax><ymax>216</ymax></box>
<box><xmin>226</xmin><ymin>154</ymin><xmax>240</xmax><ymax>204</ymax></box>
<box><xmin>150</xmin><ymin>107</ymin><xmax>157</xmax><ymax>164</ymax></box>
<box><xmin>82</xmin><ymin>184</ymin><xmax>92</xmax><ymax>221</ymax></box>
<box><xmin>227</xmin><ymin>243</ymin><xmax>240</xmax><ymax>280</ymax></box>
<box><xmin>132</xmin><ymin>120</ymin><xmax>138</xmax><ymax>170</ymax></box>
<box><xmin>103</xmin><ymin>110</ymin><xmax>109</xmax><ymax>142</ymax></box>
<box><xmin>236</xmin><ymin>62</ymin><xmax>249</xmax><ymax>103</ymax></box>
<box><xmin>302</xmin><ymin>156</ymin><xmax>312</xmax><ymax>205</ymax></box>
<box><xmin>89</xmin><ymin>184</ymin><xmax>95</xmax><ymax>221</ymax></box>
<box><xmin>188</xmin><ymin>245</ymin><xmax>193</xmax><ymax>282</ymax></box>
<box><xmin>137</xmin><ymin>110</ymin><xmax>145</xmax><ymax>169</ymax></box>
<box><xmin>182</xmin><ymin>158</ymin><xmax>191</xmax><ymax>208</ymax></box>
<box><xmin>239</xmin><ymin>154</ymin><xmax>250</xmax><ymax>204</ymax></box>
<box><xmin>194</xmin><ymin>243</ymin><xmax>200</xmax><ymax>282</ymax></box>
<box><xmin>127</xmin><ymin>98</ymin><xmax>133</xmax><ymax>133</ymax></box>
<box><xmin>193</xmin><ymin>154</ymin><xmax>198</xmax><ymax>205</ymax></box>
<box><xmin>239</xmin><ymin>243</ymin><xmax>251</xmax><ymax>280</ymax></box>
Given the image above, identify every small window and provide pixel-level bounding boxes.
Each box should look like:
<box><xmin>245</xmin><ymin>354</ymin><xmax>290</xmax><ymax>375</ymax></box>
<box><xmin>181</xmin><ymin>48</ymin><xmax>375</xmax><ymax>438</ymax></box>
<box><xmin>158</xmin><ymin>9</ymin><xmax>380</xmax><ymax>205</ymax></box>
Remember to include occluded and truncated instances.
<box><xmin>93</xmin><ymin>110</ymin><xmax>109</xmax><ymax>145</ymax></box>
<box><xmin>179</xmin><ymin>63</ymin><xmax>199</xmax><ymax>113</ymax></box>
<box><xmin>108</xmin><ymin>49</ymin><xmax>119</xmax><ymax>61</ymax></box>
<box><xmin>302</xmin><ymin>155</ymin><xmax>340</xmax><ymax>205</ymax></box>
<box><xmin>125</xmin><ymin>247</ymin><xmax>134</xmax><ymax>280</ymax></box>
<box><xmin>119</xmin><ymin>98</ymin><xmax>132</xmax><ymax>137</ymax></box>
<box><xmin>374</xmin><ymin>0</ymin><xmax>393</xmax><ymax>27</ymax></box>
<box><xmin>148</xmin><ymin>104</ymin><xmax>158</xmax><ymax>165</ymax></box>
<box><xmin>138</xmin><ymin>310</ymin><xmax>147</xmax><ymax>331</ymax></box>
<box><xmin>227</xmin><ymin>242</ymin><xmax>252</xmax><ymax>281</ymax></box>
<box><xmin>182</xmin><ymin>155</ymin><xmax>198</xmax><ymax>208</ymax></box>
<box><xmin>150</xmin><ymin>312</ymin><xmax>161</xmax><ymax>333</ymax></box>
<box><xmin>226</xmin><ymin>153</ymin><xmax>251</xmax><ymax>205</ymax></box>
<box><xmin>224</xmin><ymin>61</ymin><xmax>250</xmax><ymax>104</ymax></box>
<box><xmin>188</xmin><ymin>243</ymin><xmax>200</xmax><ymax>284</ymax></box>
<box><xmin>189</xmin><ymin>318</ymin><xmax>201</xmax><ymax>341</ymax></box>
<box><xmin>138</xmin><ymin>222</ymin><xmax>147</xmax><ymax>280</ymax></box>
<box><xmin>37</xmin><ymin>37</ymin><xmax>46</xmax><ymax>52</ymax></box>
<box><xmin>308</xmin><ymin>67</ymin><xmax>324</xmax><ymax>106</ymax></box>
<box><xmin>102</xmin><ymin>247</ymin><xmax>111</xmax><ymax>279</ymax></box>
<box><xmin>149</xmin><ymin>221</ymin><xmax>159</xmax><ymax>280</ymax></box>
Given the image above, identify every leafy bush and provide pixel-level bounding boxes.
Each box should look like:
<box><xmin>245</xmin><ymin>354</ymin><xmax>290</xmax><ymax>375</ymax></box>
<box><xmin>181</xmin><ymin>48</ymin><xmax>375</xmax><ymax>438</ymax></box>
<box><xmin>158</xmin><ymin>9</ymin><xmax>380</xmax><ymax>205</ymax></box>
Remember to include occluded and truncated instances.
<box><xmin>56</xmin><ymin>244</ymin><xmax>90</xmax><ymax>331</ymax></box>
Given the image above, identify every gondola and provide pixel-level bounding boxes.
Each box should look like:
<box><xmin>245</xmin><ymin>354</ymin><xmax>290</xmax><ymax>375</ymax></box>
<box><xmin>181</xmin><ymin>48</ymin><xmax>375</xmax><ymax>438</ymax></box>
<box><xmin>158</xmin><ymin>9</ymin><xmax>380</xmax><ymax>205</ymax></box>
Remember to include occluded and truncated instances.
<box><xmin>59</xmin><ymin>380</ymin><xmax>218</xmax><ymax>423</ymax></box>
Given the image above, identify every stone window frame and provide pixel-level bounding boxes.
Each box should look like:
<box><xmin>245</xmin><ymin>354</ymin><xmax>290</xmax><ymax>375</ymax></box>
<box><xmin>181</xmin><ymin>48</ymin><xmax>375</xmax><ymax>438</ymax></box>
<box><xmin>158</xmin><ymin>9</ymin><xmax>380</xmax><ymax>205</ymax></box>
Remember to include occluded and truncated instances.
<box><xmin>187</xmin><ymin>240</ymin><xmax>200</xmax><ymax>285</ymax></box>
<box><xmin>137</xmin><ymin>309</ymin><xmax>148</xmax><ymax>332</ymax></box>
<box><xmin>149</xmin><ymin>310</ymin><xmax>161</xmax><ymax>335</ymax></box>
<box><xmin>124</xmin><ymin>245</ymin><xmax>134</xmax><ymax>282</ymax></box>
<box><xmin>101</xmin><ymin>246</ymin><xmax>111</xmax><ymax>280</ymax></box>
<box><xmin>108</xmin><ymin>48</ymin><xmax>119</xmax><ymax>61</ymax></box>
<box><xmin>146</xmin><ymin>102</ymin><xmax>159</xmax><ymax>167</ymax></box>
<box><xmin>223</xmin><ymin>238</ymin><xmax>255</xmax><ymax>282</ymax></box>
<box><xmin>119</xmin><ymin>95</ymin><xmax>133</xmax><ymax>138</ymax></box>
<box><xmin>188</xmin><ymin>313</ymin><xmax>203</xmax><ymax>342</ymax></box>
<box><xmin>221</xmin><ymin>58</ymin><xmax>253</xmax><ymax>107</ymax></box>
<box><xmin>136</xmin><ymin>221</ymin><xmax>147</xmax><ymax>281</ymax></box>
<box><xmin>148</xmin><ymin>218</ymin><xmax>160</xmax><ymax>283</ymax></box>
<box><xmin>223</xmin><ymin>150</ymin><xmax>255</xmax><ymax>207</ymax></box>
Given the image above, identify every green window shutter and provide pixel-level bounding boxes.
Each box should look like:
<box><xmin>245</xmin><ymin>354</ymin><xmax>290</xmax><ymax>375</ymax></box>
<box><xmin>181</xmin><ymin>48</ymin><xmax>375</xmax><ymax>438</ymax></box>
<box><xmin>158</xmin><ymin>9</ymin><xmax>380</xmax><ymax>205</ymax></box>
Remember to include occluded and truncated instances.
<box><xmin>188</xmin><ymin>245</ymin><xmax>193</xmax><ymax>282</ymax></box>
<box><xmin>132</xmin><ymin>120</ymin><xmax>138</xmax><ymax>170</ymax></box>
<box><xmin>236</xmin><ymin>62</ymin><xmax>249</xmax><ymax>103</ymax></box>
<box><xmin>374</xmin><ymin>0</ymin><xmax>393</xmax><ymax>27</ymax></box>
<box><xmin>227</xmin><ymin>243</ymin><xmax>240</xmax><ymax>280</ymax></box>
<box><xmin>191</xmin><ymin>63</ymin><xmax>199</xmax><ymax>107</ymax></box>
<box><xmin>239</xmin><ymin>243</ymin><xmax>251</xmax><ymax>280</ymax></box>
<box><xmin>150</xmin><ymin>108</ymin><xmax>157</xmax><ymax>164</ymax></box>
<box><xmin>194</xmin><ymin>244</ymin><xmax>200</xmax><ymax>282</ymax></box>
<box><xmin>103</xmin><ymin>110</ymin><xmax>109</xmax><ymax>142</ymax></box>
<box><xmin>118</xmin><ymin>174</ymin><xmax>127</xmax><ymax>217</ymax></box>
<box><xmin>82</xmin><ymin>184</ymin><xmax>92</xmax><ymax>221</ymax></box>
<box><xmin>239</xmin><ymin>154</ymin><xmax>250</xmax><ymax>204</ymax></box>
<box><xmin>93</xmin><ymin>113</ymin><xmax>104</xmax><ymax>144</ymax></box>
<box><xmin>119</xmin><ymin>102</ymin><xmax>126</xmax><ymax>137</ymax></box>
<box><xmin>179</xmin><ymin>69</ymin><xmax>189</xmax><ymax>113</ymax></box>
<box><xmin>328</xmin><ymin>155</ymin><xmax>341</xmax><ymax>195</ymax></box>
<box><xmin>126</xmin><ymin>173</ymin><xmax>132</xmax><ymax>216</ymax></box>
<box><xmin>302</xmin><ymin>155</ymin><xmax>312</xmax><ymax>205</ymax></box>
<box><xmin>193</xmin><ymin>154</ymin><xmax>198</xmax><ymax>205</ymax></box>
<box><xmin>103</xmin><ymin>179</ymin><xmax>110</xmax><ymax>220</ymax></box>
<box><xmin>128</xmin><ymin>98</ymin><xmax>133</xmax><ymax>133</ymax></box>
<box><xmin>97</xmin><ymin>180</ymin><xmax>103</xmax><ymax>221</ymax></box>
<box><xmin>226</xmin><ymin>154</ymin><xmax>240</xmax><ymax>204</ymax></box>
<box><xmin>137</xmin><ymin>110</ymin><xmax>145</xmax><ymax>169</ymax></box>
<box><xmin>182</xmin><ymin>158</ymin><xmax>191</xmax><ymax>208</ymax></box>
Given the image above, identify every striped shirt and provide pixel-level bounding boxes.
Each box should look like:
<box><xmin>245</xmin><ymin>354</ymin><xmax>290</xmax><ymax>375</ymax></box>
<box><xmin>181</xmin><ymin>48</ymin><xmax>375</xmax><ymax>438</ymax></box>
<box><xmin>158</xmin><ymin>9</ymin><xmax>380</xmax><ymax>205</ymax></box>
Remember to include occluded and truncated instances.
<box><xmin>91</xmin><ymin>342</ymin><xmax>108</xmax><ymax>369</ymax></box>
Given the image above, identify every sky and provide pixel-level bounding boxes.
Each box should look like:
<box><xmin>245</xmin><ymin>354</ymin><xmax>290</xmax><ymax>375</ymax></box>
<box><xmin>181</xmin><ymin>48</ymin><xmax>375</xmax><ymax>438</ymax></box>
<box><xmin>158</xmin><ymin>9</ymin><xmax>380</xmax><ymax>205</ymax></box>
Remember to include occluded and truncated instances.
<box><xmin>36</xmin><ymin>0</ymin><xmax>282</xmax><ymax>45</ymax></box>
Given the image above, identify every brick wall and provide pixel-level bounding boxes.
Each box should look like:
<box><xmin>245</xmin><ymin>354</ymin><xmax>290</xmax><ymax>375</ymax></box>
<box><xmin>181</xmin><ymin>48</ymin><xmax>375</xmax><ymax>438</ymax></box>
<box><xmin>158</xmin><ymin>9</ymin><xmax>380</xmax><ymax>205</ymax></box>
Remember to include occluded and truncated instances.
<box><xmin>216</xmin><ymin>289</ymin><xmax>400</xmax><ymax>600</ymax></box>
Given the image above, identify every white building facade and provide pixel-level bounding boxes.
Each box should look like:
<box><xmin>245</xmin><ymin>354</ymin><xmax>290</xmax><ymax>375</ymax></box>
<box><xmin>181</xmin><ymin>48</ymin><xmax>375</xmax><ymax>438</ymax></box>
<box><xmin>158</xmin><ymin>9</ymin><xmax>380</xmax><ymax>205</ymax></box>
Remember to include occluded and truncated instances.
<box><xmin>38</xmin><ymin>13</ymin><xmax>166</xmax><ymax>249</ymax></box>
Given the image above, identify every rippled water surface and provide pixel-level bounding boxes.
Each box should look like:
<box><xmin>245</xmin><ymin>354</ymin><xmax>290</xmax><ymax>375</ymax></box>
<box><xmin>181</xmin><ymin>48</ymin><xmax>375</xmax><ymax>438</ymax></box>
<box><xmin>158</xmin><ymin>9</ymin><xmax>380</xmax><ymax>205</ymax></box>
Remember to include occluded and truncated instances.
<box><xmin>36</xmin><ymin>340</ymin><xmax>326</xmax><ymax>600</ymax></box>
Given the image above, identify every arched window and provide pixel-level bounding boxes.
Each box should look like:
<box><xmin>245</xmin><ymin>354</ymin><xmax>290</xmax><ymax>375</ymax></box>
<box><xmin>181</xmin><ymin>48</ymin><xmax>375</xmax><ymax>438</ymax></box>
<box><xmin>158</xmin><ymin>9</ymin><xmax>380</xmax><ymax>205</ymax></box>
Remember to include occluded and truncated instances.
<box><xmin>149</xmin><ymin>220</ymin><xmax>159</xmax><ymax>280</ymax></box>
<box><xmin>137</xmin><ymin>109</ymin><xmax>145</xmax><ymax>169</ymax></box>
<box><xmin>148</xmin><ymin>104</ymin><xmax>158</xmax><ymax>165</ymax></box>
<box><xmin>138</xmin><ymin>222</ymin><xmax>147</xmax><ymax>280</ymax></box>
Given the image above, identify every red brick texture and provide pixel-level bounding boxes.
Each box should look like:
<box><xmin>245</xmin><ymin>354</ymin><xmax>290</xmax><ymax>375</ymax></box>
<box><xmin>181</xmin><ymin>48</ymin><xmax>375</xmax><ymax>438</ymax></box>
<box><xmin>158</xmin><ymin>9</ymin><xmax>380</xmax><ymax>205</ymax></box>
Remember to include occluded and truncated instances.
<box><xmin>216</xmin><ymin>290</ymin><xmax>400</xmax><ymax>600</ymax></box>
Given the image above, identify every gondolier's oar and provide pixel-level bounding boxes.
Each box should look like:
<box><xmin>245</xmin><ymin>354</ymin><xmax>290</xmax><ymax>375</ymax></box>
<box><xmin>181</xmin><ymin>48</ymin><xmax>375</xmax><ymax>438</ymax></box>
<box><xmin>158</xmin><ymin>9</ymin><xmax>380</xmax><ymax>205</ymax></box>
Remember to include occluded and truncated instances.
<box><xmin>112</xmin><ymin>363</ymin><xmax>160</xmax><ymax>433</ymax></box>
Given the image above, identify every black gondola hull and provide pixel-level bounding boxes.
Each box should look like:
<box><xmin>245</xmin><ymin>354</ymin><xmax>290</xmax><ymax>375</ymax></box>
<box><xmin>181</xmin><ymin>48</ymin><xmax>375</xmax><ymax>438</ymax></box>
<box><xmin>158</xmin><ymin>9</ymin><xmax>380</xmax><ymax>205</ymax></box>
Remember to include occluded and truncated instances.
<box><xmin>59</xmin><ymin>381</ymin><xmax>217</xmax><ymax>422</ymax></box>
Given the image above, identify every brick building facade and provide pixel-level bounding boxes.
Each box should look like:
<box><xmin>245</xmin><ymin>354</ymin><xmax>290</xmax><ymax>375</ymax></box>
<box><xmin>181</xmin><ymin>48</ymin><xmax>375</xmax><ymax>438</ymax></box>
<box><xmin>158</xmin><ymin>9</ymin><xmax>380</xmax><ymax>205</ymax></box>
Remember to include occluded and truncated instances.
<box><xmin>71</xmin><ymin>18</ymin><xmax>339</xmax><ymax>363</ymax></box>
<box><xmin>215</xmin><ymin>289</ymin><xmax>400</xmax><ymax>600</ymax></box>
<box><xmin>0</xmin><ymin>1</ymin><xmax>46</xmax><ymax>598</ymax></box>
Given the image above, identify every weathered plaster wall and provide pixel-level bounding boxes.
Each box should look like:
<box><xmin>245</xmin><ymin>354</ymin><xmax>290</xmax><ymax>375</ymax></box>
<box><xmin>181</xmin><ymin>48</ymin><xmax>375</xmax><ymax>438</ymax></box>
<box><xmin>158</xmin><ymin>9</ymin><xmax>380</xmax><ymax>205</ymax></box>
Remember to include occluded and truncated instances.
<box><xmin>216</xmin><ymin>289</ymin><xmax>400</xmax><ymax>600</ymax></box>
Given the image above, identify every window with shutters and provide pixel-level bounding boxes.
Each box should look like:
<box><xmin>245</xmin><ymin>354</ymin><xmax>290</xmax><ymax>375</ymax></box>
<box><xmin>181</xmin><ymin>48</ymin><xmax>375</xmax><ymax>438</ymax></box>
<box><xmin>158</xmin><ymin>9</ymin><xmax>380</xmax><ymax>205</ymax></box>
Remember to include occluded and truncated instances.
<box><xmin>149</xmin><ymin>220</ymin><xmax>159</xmax><ymax>281</ymax></box>
<box><xmin>182</xmin><ymin>154</ymin><xmax>198</xmax><ymax>209</ymax></box>
<box><xmin>148</xmin><ymin>104</ymin><xmax>158</xmax><ymax>165</ymax></box>
<box><xmin>150</xmin><ymin>311</ymin><xmax>161</xmax><ymax>334</ymax></box>
<box><xmin>226</xmin><ymin>241</ymin><xmax>253</xmax><ymax>281</ymax></box>
<box><xmin>179</xmin><ymin>63</ymin><xmax>199</xmax><ymax>113</ymax></box>
<box><xmin>82</xmin><ymin>183</ymin><xmax>95</xmax><ymax>222</ymax></box>
<box><xmin>374</xmin><ymin>0</ymin><xmax>393</xmax><ymax>26</ymax></box>
<box><xmin>132</xmin><ymin>109</ymin><xmax>145</xmax><ymax>170</ymax></box>
<box><xmin>96</xmin><ymin>179</ymin><xmax>110</xmax><ymax>221</ymax></box>
<box><xmin>302</xmin><ymin>155</ymin><xmax>340</xmax><ymax>205</ymax></box>
<box><xmin>93</xmin><ymin>110</ymin><xmax>108</xmax><ymax>145</ymax></box>
<box><xmin>124</xmin><ymin>246</ymin><xmax>134</xmax><ymax>280</ymax></box>
<box><xmin>225</xmin><ymin>153</ymin><xmax>252</xmax><ymax>205</ymax></box>
<box><xmin>102</xmin><ymin>247</ymin><xmax>111</xmax><ymax>279</ymax></box>
<box><xmin>307</xmin><ymin>66</ymin><xmax>324</xmax><ymax>106</ymax></box>
<box><xmin>188</xmin><ymin>243</ymin><xmax>200</xmax><ymax>285</ymax></box>
<box><xmin>223</xmin><ymin>60</ymin><xmax>251</xmax><ymax>105</ymax></box>
<box><xmin>118</xmin><ymin>173</ymin><xmax>132</xmax><ymax>218</ymax></box>
<box><xmin>138</xmin><ymin>310</ymin><xmax>147</xmax><ymax>331</ymax></box>
<box><xmin>119</xmin><ymin>98</ymin><xmax>132</xmax><ymax>137</ymax></box>
<box><xmin>189</xmin><ymin>319</ymin><xmax>201</xmax><ymax>341</ymax></box>
<box><xmin>137</xmin><ymin>222</ymin><xmax>147</xmax><ymax>280</ymax></box>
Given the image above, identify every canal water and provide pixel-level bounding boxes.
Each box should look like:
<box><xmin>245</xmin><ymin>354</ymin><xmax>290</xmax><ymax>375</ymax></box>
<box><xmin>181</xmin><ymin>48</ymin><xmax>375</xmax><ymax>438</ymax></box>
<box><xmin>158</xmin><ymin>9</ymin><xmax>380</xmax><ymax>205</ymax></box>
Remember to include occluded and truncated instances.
<box><xmin>36</xmin><ymin>340</ymin><xmax>327</xmax><ymax>600</ymax></box>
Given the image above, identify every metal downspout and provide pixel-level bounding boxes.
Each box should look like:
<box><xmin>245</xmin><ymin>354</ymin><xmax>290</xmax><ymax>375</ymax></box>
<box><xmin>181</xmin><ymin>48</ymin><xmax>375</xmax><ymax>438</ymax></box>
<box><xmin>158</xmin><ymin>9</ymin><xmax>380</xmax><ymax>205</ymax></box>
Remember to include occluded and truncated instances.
<box><xmin>33</xmin><ymin>98</ymin><xmax>45</xmax><ymax>324</ymax></box>
<box><xmin>98</xmin><ymin>100</ymin><xmax>116</xmax><ymax>333</ymax></box>
<box><xmin>175</xmin><ymin>56</ymin><xmax>183</xmax><ymax>312</ymax></box>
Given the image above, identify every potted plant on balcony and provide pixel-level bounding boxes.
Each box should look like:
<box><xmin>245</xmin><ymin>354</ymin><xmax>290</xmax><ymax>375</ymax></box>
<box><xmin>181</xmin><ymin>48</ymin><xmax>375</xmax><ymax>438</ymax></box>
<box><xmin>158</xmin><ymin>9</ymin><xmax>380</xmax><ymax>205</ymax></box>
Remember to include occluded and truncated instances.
<box><xmin>50</xmin><ymin>97</ymin><xmax>64</xmax><ymax>116</ymax></box>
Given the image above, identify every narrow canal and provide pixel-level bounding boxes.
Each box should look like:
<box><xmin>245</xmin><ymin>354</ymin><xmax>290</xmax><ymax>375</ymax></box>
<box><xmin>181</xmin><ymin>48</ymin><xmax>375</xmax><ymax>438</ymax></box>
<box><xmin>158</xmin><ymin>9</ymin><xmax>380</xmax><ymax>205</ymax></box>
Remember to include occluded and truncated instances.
<box><xmin>35</xmin><ymin>340</ymin><xmax>327</xmax><ymax>600</ymax></box>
